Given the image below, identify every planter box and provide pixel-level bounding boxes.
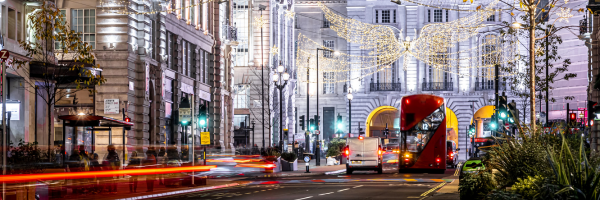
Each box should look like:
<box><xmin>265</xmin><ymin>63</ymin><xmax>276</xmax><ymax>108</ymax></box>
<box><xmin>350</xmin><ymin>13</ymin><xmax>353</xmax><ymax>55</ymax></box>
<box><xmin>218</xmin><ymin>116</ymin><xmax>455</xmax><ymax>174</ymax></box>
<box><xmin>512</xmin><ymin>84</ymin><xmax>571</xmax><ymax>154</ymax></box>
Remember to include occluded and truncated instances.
<box><xmin>280</xmin><ymin>159</ymin><xmax>298</xmax><ymax>171</ymax></box>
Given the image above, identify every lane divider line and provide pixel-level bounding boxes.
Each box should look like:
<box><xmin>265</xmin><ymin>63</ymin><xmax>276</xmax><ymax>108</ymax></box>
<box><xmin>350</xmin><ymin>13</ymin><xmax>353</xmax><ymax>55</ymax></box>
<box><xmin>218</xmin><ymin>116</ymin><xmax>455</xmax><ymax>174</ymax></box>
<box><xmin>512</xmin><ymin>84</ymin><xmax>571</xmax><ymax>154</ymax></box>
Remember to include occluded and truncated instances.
<box><xmin>115</xmin><ymin>183</ymin><xmax>240</xmax><ymax>200</ymax></box>
<box><xmin>454</xmin><ymin>162</ymin><xmax>464</xmax><ymax>176</ymax></box>
<box><xmin>295</xmin><ymin>196</ymin><xmax>313</xmax><ymax>200</ymax></box>
<box><xmin>420</xmin><ymin>182</ymin><xmax>446</xmax><ymax>197</ymax></box>
<box><xmin>338</xmin><ymin>188</ymin><xmax>350</xmax><ymax>192</ymax></box>
<box><xmin>319</xmin><ymin>192</ymin><xmax>334</xmax><ymax>196</ymax></box>
<box><xmin>353</xmin><ymin>185</ymin><xmax>363</xmax><ymax>188</ymax></box>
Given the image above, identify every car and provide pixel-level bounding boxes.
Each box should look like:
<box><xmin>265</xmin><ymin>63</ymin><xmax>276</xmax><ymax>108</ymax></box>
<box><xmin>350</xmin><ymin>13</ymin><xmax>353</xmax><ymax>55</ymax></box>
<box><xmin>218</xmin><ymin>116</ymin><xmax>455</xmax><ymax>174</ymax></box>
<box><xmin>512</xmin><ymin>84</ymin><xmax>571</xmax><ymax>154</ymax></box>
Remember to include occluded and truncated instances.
<box><xmin>446</xmin><ymin>141</ymin><xmax>460</xmax><ymax>168</ymax></box>
<box><xmin>344</xmin><ymin>136</ymin><xmax>383</xmax><ymax>174</ymax></box>
<box><xmin>385</xmin><ymin>143</ymin><xmax>399</xmax><ymax>154</ymax></box>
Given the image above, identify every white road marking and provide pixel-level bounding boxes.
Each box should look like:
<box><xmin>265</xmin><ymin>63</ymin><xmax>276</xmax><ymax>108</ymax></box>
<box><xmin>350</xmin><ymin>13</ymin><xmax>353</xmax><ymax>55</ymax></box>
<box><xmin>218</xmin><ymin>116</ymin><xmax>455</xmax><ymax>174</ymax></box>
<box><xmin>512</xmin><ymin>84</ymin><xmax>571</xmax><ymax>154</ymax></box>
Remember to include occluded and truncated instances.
<box><xmin>319</xmin><ymin>192</ymin><xmax>334</xmax><ymax>196</ymax></box>
<box><xmin>295</xmin><ymin>196</ymin><xmax>313</xmax><ymax>200</ymax></box>
<box><xmin>353</xmin><ymin>185</ymin><xmax>363</xmax><ymax>188</ymax></box>
<box><xmin>338</xmin><ymin>188</ymin><xmax>350</xmax><ymax>192</ymax></box>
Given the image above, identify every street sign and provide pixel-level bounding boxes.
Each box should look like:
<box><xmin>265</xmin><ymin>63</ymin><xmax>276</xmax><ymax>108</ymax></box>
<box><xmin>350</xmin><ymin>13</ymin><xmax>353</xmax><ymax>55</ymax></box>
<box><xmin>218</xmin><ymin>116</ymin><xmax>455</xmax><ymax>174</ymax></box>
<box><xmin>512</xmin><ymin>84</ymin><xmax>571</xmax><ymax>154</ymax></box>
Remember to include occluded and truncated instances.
<box><xmin>315</xmin><ymin>130</ymin><xmax>320</xmax><ymax>135</ymax></box>
<box><xmin>304</xmin><ymin>155</ymin><xmax>310</xmax><ymax>162</ymax></box>
<box><xmin>104</xmin><ymin>99</ymin><xmax>119</xmax><ymax>114</ymax></box>
<box><xmin>200</xmin><ymin>131</ymin><xmax>210</xmax><ymax>145</ymax></box>
<box><xmin>179</xmin><ymin>108</ymin><xmax>191</xmax><ymax>123</ymax></box>
<box><xmin>0</xmin><ymin>49</ymin><xmax>8</xmax><ymax>61</ymax></box>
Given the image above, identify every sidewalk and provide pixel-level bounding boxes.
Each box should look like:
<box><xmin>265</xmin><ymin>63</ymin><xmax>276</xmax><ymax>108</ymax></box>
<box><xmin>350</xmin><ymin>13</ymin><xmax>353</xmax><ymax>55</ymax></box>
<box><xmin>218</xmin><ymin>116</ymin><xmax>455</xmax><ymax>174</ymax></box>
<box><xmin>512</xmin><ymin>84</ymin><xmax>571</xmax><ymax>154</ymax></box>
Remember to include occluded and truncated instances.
<box><xmin>425</xmin><ymin>174</ymin><xmax>460</xmax><ymax>199</ymax></box>
<box><xmin>44</xmin><ymin>177</ymin><xmax>249</xmax><ymax>200</ymax></box>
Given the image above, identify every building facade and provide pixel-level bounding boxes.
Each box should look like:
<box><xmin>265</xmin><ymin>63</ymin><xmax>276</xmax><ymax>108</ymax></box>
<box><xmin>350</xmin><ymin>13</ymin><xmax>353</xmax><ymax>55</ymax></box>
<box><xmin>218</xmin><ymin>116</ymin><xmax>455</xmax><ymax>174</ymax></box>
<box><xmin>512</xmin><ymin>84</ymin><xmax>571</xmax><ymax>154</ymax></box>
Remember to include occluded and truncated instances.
<box><xmin>232</xmin><ymin>0</ymin><xmax>296</xmax><ymax>149</ymax></box>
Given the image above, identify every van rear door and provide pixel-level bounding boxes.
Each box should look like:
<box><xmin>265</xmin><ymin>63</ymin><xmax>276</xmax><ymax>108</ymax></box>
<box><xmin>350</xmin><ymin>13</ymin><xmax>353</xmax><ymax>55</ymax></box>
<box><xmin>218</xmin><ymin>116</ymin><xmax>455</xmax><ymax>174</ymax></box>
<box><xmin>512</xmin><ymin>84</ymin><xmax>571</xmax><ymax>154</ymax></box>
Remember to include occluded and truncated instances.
<box><xmin>348</xmin><ymin>138</ymin><xmax>379</xmax><ymax>167</ymax></box>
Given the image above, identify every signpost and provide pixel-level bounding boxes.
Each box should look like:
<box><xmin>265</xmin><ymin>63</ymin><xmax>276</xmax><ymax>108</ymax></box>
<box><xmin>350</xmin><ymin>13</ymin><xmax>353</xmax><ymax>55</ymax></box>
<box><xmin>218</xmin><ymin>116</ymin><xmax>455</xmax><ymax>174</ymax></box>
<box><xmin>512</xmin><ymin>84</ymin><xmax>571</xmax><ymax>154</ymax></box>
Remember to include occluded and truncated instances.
<box><xmin>179</xmin><ymin>108</ymin><xmax>191</xmax><ymax>123</ymax></box>
<box><xmin>1</xmin><ymin>49</ymin><xmax>8</xmax><ymax>200</ymax></box>
<box><xmin>201</xmin><ymin>131</ymin><xmax>210</xmax><ymax>165</ymax></box>
<box><xmin>104</xmin><ymin>99</ymin><xmax>119</xmax><ymax>114</ymax></box>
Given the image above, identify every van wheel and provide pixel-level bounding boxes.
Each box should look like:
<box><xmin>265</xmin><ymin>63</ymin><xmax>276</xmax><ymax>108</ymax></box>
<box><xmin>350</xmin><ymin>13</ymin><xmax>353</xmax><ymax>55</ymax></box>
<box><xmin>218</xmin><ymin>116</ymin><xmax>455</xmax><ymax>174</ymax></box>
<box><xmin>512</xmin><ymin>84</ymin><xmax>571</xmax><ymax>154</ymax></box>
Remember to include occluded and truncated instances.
<box><xmin>346</xmin><ymin>169</ymin><xmax>353</xmax><ymax>175</ymax></box>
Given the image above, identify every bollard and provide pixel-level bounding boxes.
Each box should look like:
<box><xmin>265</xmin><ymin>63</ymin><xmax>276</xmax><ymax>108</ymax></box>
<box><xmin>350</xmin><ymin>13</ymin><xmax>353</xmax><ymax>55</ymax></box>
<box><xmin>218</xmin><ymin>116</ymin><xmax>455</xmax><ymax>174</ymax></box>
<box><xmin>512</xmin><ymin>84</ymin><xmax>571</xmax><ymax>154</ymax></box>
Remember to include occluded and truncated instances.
<box><xmin>305</xmin><ymin>163</ymin><xmax>310</xmax><ymax>173</ymax></box>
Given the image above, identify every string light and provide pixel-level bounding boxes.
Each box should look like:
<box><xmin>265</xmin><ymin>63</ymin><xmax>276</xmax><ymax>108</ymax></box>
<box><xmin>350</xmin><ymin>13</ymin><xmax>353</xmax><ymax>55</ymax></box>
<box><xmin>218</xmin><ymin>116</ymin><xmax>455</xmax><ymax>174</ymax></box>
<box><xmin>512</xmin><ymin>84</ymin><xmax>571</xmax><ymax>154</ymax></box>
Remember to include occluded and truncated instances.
<box><xmin>285</xmin><ymin>11</ymin><xmax>295</xmax><ymax>19</ymax></box>
<box><xmin>100</xmin><ymin>0</ymin><xmax>214</xmax><ymax>15</ymax></box>
<box><xmin>296</xmin><ymin>1</ymin><xmax>518</xmax><ymax>84</ymax></box>
<box><xmin>557</xmin><ymin>7</ymin><xmax>573</xmax><ymax>23</ymax></box>
<box><xmin>270</xmin><ymin>45</ymin><xmax>279</xmax><ymax>55</ymax></box>
<box><xmin>254</xmin><ymin>16</ymin><xmax>268</xmax><ymax>29</ymax></box>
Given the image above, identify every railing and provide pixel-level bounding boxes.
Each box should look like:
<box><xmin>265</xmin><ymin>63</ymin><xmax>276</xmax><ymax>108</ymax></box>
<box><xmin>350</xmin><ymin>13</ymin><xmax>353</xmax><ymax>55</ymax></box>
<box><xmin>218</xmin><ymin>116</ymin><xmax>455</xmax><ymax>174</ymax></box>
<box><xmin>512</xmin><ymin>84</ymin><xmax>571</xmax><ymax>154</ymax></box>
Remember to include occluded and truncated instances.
<box><xmin>580</xmin><ymin>18</ymin><xmax>589</xmax><ymax>35</ymax></box>
<box><xmin>422</xmin><ymin>82</ymin><xmax>453</xmax><ymax>91</ymax></box>
<box><xmin>223</xmin><ymin>25</ymin><xmax>237</xmax><ymax>41</ymax></box>
<box><xmin>475</xmin><ymin>81</ymin><xmax>506</xmax><ymax>91</ymax></box>
<box><xmin>370</xmin><ymin>83</ymin><xmax>401</xmax><ymax>91</ymax></box>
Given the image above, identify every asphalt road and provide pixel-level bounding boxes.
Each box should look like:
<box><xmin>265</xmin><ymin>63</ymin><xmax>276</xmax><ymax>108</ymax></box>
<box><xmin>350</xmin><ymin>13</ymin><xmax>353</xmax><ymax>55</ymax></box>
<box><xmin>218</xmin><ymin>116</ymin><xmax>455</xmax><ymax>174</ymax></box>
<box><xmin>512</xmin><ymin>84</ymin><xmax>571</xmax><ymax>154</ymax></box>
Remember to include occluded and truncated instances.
<box><xmin>152</xmin><ymin>182</ymin><xmax>441</xmax><ymax>200</ymax></box>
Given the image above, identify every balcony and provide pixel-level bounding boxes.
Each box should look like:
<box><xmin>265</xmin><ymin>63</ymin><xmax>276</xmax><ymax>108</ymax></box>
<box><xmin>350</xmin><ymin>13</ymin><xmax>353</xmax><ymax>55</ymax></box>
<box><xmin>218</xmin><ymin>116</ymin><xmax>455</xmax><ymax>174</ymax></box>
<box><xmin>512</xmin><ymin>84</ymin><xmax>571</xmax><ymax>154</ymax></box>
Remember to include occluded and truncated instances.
<box><xmin>475</xmin><ymin>81</ymin><xmax>506</xmax><ymax>91</ymax></box>
<box><xmin>422</xmin><ymin>82</ymin><xmax>453</xmax><ymax>91</ymax></box>
<box><xmin>370</xmin><ymin>83</ymin><xmax>401</xmax><ymax>91</ymax></box>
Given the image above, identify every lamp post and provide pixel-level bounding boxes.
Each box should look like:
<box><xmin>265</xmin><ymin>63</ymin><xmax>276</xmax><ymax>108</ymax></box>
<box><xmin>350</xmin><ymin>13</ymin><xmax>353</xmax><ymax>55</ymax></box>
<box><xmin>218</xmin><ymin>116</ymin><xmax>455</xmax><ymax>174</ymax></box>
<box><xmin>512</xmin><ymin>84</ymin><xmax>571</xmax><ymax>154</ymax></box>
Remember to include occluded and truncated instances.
<box><xmin>273</xmin><ymin>62</ymin><xmax>290</xmax><ymax>151</ymax></box>
<box><xmin>347</xmin><ymin>87</ymin><xmax>353</xmax><ymax>138</ymax></box>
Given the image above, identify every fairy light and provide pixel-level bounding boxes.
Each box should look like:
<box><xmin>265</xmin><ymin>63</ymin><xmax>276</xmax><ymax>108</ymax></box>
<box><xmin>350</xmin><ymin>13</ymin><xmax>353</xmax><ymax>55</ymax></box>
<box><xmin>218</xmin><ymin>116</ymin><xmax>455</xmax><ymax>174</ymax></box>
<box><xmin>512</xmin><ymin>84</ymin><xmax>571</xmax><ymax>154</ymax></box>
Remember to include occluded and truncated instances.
<box><xmin>100</xmin><ymin>0</ymin><xmax>214</xmax><ymax>15</ymax></box>
<box><xmin>295</xmin><ymin>1</ymin><xmax>518</xmax><ymax>84</ymax></box>
<box><xmin>285</xmin><ymin>11</ymin><xmax>295</xmax><ymax>19</ymax></box>
<box><xmin>254</xmin><ymin>16</ymin><xmax>268</xmax><ymax>29</ymax></box>
<box><xmin>270</xmin><ymin>45</ymin><xmax>279</xmax><ymax>55</ymax></box>
<box><xmin>557</xmin><ymin>7</ymin><xmax>573</xmax><ymax>23</ymax></box>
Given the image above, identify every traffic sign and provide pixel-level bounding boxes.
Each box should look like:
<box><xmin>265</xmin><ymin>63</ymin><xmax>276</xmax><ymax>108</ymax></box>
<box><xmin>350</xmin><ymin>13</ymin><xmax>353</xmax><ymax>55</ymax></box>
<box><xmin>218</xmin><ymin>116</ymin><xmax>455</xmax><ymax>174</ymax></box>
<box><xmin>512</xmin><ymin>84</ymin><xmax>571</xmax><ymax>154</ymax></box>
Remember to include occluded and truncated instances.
<box><xmin>201</xmin><ymin>132</ymin><xmax>210</xmax><ymax>145</ymax></box>
<box><xmin>304</xmin><ymin>155</ymin><xmax>310</xmax><ymax>162</ymax></box>
<box><xmin>0</xmin><ymin>50</ymin><xmax>9</xmax><ymax>61</ymax></box>
<box><xmin>179</xmin><ymin>108</ymin><xmax>191</xmax><ymax>124</ymax></box>
<box><xmin>315</xmin><ymin>130</ymin><xmax>320</xmax><ymax>135</ymax></box>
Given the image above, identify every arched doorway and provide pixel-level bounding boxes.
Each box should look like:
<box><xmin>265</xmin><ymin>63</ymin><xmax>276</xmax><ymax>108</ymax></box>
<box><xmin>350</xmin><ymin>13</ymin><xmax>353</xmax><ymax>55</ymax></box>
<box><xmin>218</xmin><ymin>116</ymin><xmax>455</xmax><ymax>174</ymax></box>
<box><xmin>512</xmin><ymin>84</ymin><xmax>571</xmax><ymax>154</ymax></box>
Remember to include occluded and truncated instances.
<box><xmin>365</xmin><ymin>106</ymin><xmax>399</xmax><ymax>138</ymax></box>
<box><xmin>446</xmin><ymin>108</ymin><xmax>459</xmax><ymax>147</ymax></box>
<box><xmin>470</xmin><ymin>105</ymin><xmax>495</xmax><ymax>138</ymax></box>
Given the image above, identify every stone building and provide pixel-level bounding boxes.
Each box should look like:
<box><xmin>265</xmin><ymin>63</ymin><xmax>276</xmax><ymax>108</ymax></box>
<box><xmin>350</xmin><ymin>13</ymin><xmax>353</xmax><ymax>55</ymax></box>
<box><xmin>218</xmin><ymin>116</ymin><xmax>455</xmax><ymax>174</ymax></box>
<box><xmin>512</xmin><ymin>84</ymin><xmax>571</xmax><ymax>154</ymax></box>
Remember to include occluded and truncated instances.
<box><xmin>294</xmin><ymin>0</ymin><xmax>590</xmax><ymax>160</ymax></box>
<box><xmin>232</xmin><ymin>0</ymin><xmax>296</xmax><ymax>149</ymax></box>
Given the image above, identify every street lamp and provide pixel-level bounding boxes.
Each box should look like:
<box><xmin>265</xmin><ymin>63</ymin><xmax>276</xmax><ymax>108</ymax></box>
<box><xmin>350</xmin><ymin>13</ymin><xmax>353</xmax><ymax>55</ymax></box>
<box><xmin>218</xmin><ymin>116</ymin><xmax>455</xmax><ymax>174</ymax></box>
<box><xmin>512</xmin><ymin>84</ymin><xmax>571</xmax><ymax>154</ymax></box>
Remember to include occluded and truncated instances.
<box><xmin>347</xmin><ymin>87</ymin><xmax>353</xmax><ymax>137</ymax></box>
<box><xmin>273</xmin><ymin>62</ymin><xmax>290</xmax><ymax>151</ymax></box>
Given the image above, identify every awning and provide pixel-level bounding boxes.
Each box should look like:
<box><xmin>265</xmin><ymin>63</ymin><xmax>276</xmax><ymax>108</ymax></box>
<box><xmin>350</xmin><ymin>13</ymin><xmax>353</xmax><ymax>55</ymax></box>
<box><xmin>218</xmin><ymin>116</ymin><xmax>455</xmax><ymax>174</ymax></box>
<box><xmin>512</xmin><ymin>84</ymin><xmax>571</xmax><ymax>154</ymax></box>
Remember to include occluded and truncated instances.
<box><xmin>58</xmin><ymin>115</ymin><xmax>133</xmax><ymax>129</ymax></box>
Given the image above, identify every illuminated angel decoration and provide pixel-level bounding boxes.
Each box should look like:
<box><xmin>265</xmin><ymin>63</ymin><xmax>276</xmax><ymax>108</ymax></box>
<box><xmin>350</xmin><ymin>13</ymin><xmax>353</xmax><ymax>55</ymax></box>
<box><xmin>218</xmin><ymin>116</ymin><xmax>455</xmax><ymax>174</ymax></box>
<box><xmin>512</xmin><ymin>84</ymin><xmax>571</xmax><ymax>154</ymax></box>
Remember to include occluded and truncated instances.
<box><xmin>296</xmin><ymin>0</ymin><xmax>518</xmax><ymax>84</ymax></box>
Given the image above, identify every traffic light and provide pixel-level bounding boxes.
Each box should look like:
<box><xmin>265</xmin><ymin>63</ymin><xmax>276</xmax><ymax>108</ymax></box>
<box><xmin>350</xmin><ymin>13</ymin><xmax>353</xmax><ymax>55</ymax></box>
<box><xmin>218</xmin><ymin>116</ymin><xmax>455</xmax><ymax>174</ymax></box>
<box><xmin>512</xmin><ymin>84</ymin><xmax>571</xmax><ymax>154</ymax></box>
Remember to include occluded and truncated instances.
<box><xmin>299</xmin><ymin>115</ymin><xmax>305</xmax><ymax>130</ymax></box>
<box><xmin>125</xmin><ymin>117</ymin><xmax>131</xmax><ymax>122</ymax></box>
<box><xmin>198</xmin><ymin>105</ymin><xmax>207</xmax><ymax>128</ymax></box>
<box><xmin>490</xmin><ymin>114</ymin><xmax>498</xmax><ymax>130</ymax></box>
<box><xmin>309</xmin><ymin>118</ymin><xmax>315</xmax><ymax>131</ymax></box>
<box><xmin>336</xmin><ymin>114</ymin><xmax>343</xmax><ymax>130</ymax></box>
<box><xmin>468</xmin><ymin>124</ymin><xmax>476</xmax><ymax>136</ymax></box>
<box><xmin>588</xmin><ymin>101</ymin><xmax>598</xmax><ymax>125</ymax></box>
<box><xmin>570</xmin><ymin>113</ymin><xmax>576</xmax><ymax>121</ymax></box>
<box><xmin>314</xmin><ymin>115</ymin><xmax>320</xmax><ymax>130</ymax></box>
<box><xmin>384</xmin><ymin>123</ymin><xmax>389</xmax><ymax>137</ymax></box>
<box><xmin>498</xmin><ymin>95</ymin><xmax>508</xmax><ymax>119</ymax></box>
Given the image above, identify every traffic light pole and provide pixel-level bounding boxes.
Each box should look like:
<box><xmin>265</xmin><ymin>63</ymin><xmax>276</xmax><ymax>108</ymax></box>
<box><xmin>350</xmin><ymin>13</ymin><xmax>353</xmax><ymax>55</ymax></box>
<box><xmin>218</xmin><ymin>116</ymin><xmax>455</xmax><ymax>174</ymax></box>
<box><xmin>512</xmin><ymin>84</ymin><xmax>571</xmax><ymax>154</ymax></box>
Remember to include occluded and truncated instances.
<box><xmin>306</xmin><ymin>58</ymin><xmax>310</xmax><ymax>154</ymax></box>
<box><xmin>495</xmin><ymin>64</ymin><xmax>499</xmax><ymax>137</ymax></box>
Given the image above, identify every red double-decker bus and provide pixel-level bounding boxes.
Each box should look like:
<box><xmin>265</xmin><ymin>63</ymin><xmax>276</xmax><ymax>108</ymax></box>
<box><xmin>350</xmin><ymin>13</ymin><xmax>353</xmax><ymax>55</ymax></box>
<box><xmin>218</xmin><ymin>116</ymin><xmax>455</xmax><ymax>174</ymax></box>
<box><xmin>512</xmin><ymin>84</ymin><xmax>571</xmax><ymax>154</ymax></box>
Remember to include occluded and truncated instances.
<box><xmin>399</xmin><ymin>94</ymin><xmax>447</xmax><ymax>173</ymax></box>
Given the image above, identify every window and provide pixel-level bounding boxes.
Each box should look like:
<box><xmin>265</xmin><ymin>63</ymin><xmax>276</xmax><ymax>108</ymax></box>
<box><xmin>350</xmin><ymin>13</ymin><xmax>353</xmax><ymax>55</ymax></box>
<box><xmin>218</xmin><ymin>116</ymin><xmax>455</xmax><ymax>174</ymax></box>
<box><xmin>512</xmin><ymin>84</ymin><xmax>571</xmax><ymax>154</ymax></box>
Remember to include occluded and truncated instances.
<box><xmin>428</xmin><ymin>10</ymin><xmax>430</xmax><ymax>23</ymax></box>
<box><xmin>8</xmin><ymin>8</ymin><xmax>15</xmax><ymax>40</ymax></box>
<box><xmin>71</xmin><ymin>9</ymin><xmax>96</xmax><ymax>49</ymax></box>
<box><xmin>375</xmin><ymin>9</ymin><xmax>395</xmax><ymax>23</ymax></box>
<box><xmin>382</xmin><ymin>10</ymin><xmax>390</xmax><ymax>23</ymax></box>
<box><xmin>378</xmin><ymin>63</ymin><xmax>393</xmax><ymax>83</ymax></box>
<box><xmin>428</xmin><ymin>50</ymin><xmax>449</xmax><ymax>83</ymax></box>
<box><xmin>151</xmin><ymin>18</ymin><xmax>157</xmax><ymax>60</ymax></box>
<box><xmin>323</xmin><ymin>14</ymin><xmax>330</xmax><ymax>28</ymax></box>
<box><xmin>480</xmin><ymin>35</ymin><xmax>498</xmax><ymax>83</ymax></box>
<box><xmin>54</xmin><ymin>10</ymin><xmax>67</xmax><ymax>49</ymax></box>
<box><xmin>323</xmin><ymin>40</ymin><xmax>334</xmax><ymax>58</ymax></box>
<box><xmin>446</xmin><ymin>10</ymin><xmax>449</xmax><ymax>22</ymax></box>
<box><xmin>487</xmin><ymin>14</ymin><xmax>495</xmax><ymax>22</ymax></box>
<box><xmin>233</xmin><ymin>115</ymin><xmax>249</xmax><ymax>128</ymax></box>
<box><xmin>323</xmin><ymin>72</ymin><xmax>335</xmax><ymax>94</ymax></box>
<box><xmin>434</xmin><ymin>10</ymin><xmax>442</xmax><ymax>22</ymax></box>
<box><xmin>234</xmin><ymin>85</ymin><xmax>249</xmax><ymax>108</ymax></box>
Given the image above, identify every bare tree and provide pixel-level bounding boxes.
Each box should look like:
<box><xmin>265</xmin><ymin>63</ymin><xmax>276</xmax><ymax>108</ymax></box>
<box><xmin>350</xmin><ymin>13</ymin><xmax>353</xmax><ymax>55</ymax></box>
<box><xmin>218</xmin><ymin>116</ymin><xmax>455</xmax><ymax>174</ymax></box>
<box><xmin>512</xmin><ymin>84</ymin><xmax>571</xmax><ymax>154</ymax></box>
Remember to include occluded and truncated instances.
<box><xmin>248</xmin><ymin>66</ymin><xmax>272</xmax><ymax>148</ymax></box>
<box><xmin>13</xmin><ymin>2</ymin><xmax>105</xmax><ymax>158</ymax></box>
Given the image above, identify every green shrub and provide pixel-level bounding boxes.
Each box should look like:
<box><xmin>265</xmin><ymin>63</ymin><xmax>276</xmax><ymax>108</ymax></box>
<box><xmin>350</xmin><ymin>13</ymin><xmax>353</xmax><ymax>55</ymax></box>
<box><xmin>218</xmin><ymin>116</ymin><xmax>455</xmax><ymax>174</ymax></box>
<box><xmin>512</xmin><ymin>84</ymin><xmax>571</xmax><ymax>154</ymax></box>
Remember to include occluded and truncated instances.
<box><xmin>7</xmin><ymin>140</ymin><xmax>45</xmax><ymax>174</ymax></box>
<box><xmin>459</xmin><ymin>171</ymin><xmax>496</xmax><ymax>199</ymax></box>
<box><xmin>280</xmin><ymin>152</ymin><xmax>297</xmax><ymax>162</ymax></box>
<box><xmin>326</xmin><ymin>139</ymin><xmax>346</xmax><ymax>157</ymax></box>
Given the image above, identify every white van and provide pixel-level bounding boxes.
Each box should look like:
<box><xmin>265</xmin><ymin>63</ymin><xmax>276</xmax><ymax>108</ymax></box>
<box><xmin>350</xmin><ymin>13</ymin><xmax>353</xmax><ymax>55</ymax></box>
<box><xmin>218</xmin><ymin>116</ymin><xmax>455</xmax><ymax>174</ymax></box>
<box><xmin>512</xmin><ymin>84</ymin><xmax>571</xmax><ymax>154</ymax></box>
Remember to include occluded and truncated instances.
<box><xmin>344</xmin><ymin>136</ymin><xmax>383</xmax><ymax>174</ymax></box>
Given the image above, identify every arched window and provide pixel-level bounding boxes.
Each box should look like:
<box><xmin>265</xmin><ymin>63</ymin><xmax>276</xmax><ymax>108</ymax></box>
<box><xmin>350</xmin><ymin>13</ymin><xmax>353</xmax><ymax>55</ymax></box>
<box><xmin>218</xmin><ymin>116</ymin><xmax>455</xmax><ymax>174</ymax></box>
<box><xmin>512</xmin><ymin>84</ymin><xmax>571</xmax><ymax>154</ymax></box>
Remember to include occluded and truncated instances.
<box><xmin>479</xmin><ymin>34</ymin><xmax>499</xmax><ymax>89</ymax></box>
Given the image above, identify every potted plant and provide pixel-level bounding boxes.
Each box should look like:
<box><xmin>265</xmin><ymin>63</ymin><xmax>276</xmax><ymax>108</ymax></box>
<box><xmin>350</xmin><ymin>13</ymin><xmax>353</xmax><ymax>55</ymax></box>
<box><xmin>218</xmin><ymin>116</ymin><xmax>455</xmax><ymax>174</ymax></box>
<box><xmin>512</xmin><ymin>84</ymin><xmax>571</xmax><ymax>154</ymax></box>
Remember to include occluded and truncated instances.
<box><xmin>327</xmin><ymin>139</ymin><xmax>346</xmax><ymax>164</ymax></box>
<box><xmin>280</xmin><ymin>152</ymin><xmax>298</xmax><ymax>171</ymax></box>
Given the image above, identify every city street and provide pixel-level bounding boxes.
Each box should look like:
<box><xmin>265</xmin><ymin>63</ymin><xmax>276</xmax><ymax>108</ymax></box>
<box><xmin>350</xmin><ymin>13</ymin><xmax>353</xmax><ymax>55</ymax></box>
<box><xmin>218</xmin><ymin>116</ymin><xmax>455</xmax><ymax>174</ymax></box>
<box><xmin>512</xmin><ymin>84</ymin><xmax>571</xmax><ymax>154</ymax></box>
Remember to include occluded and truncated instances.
<box><xmin>150</xmin><ymin>164</ymin><xmax>457</xmax><ymax>200</ymax></box>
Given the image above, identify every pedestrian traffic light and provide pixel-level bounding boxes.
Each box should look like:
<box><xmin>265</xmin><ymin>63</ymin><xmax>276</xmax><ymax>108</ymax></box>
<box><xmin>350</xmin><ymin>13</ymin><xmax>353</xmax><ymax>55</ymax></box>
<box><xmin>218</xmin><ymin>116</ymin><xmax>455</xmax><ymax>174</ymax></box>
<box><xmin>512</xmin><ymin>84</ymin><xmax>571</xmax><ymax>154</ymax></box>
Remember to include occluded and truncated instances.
<box><xmin>299</xmin><ymin>115</ymin><xmax>305</xmax><ymax>130</ymax></box>
<box><xmin>309</xmin><ymin>118</ymin><xmax>315</xmax><ymax>131</ymax></box>
<box><xmin>199</xmin><ymin>113</ymin><xmax>207</xmax><ymax>128</ymax></box>
<box><xmin>336</xmin><ymin>114</ymin><xmax>343</xmax><ymax>130</ymax></box>
<box><xmin>181</xmin><ymin>120</ymin><xmax>189</xmax><ymax>126</ymax></box>
<box><xmin>588</xmin><ymin>101</ymin><xmax>599</xmax><ymax>124</ymax></box>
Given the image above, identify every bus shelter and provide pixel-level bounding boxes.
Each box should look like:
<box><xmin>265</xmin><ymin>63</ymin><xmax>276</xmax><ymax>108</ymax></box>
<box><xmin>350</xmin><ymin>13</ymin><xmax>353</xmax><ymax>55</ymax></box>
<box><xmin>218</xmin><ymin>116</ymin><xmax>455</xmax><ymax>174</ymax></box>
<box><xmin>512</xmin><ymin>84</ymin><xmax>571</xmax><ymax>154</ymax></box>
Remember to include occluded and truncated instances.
<box><xmin>58</xmin><ymin>115</ymin><xmax>133</xmax><ymax>167</ymax></box>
